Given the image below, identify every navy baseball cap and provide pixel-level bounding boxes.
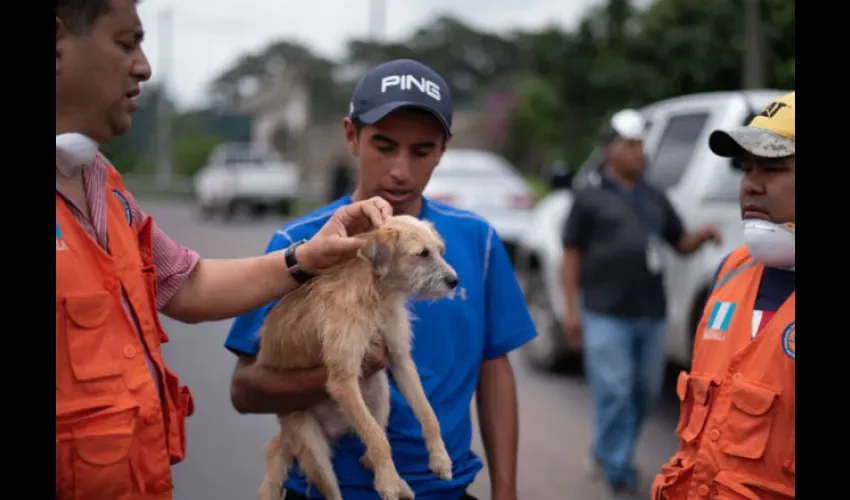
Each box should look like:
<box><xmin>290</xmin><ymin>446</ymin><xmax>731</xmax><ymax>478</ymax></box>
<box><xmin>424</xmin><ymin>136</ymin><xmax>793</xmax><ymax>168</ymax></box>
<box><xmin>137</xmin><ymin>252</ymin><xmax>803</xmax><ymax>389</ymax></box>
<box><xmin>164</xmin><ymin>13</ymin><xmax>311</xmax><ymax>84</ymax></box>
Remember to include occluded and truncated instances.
<box><xmin>349</xmin><ymin>59</ymin><xmax>453</xmax><ymax>136</ymax></box>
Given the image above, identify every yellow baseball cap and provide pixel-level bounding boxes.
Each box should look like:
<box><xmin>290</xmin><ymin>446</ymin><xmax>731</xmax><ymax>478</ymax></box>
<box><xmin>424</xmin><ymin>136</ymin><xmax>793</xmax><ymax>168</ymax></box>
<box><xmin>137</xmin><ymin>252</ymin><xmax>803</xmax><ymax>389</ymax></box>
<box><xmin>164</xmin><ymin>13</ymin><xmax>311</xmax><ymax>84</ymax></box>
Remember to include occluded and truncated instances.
<box><xmin>709</xmin><ymin>91</ymin><xmax>795</xmax><ymax>159</ymax></box>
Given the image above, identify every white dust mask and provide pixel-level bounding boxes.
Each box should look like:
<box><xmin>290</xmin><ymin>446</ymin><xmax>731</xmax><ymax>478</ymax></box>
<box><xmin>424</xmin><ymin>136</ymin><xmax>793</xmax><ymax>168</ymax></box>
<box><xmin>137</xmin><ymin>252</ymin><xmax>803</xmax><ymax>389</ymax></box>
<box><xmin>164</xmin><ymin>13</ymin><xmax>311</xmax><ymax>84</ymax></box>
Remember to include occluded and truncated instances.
<box><xmin>56</xmin><ymin>133</ymin><xmax>98</xmax><ymax>176</ymax></box>
<box><xmin>742</xmin><ymin>219</ymin><xmax>795</xmax><ymax>270</ymax></box>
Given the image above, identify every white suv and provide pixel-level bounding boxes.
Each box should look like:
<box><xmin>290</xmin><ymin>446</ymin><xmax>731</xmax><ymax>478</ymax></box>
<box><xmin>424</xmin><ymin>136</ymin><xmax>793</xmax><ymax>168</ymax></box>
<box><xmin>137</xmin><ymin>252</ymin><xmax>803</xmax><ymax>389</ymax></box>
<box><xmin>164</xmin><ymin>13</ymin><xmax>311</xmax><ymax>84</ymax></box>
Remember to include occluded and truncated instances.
<box><xmin>514</xmin><ymin>90</ymin><xmax>788</xmax><ymax>372</ymax></box>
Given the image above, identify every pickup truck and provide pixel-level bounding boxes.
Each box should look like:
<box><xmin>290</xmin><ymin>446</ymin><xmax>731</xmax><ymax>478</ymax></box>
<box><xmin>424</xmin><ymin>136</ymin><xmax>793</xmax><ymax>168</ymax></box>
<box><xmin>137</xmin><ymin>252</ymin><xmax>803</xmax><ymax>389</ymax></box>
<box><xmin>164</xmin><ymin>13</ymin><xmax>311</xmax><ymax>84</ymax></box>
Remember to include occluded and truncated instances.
<box><xmin>193</xmin><ymin>142</ymin><xmax>300</xmax><ymax>220</ymax></box>
<box><xmin>514</xmin><ymin>90</ymin><xmax>788</xmax><ymax>372</ymax></box>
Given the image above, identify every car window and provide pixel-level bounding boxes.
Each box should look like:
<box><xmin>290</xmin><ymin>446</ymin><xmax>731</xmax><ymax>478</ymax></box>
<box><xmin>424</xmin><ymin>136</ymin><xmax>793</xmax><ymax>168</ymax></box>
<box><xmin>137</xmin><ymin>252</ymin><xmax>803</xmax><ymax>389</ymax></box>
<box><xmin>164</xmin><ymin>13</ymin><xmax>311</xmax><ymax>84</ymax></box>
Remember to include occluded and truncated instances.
<box><xmin>224</xmin><ymin>154</ymin><xmax>265</xmax><ymax>166</ymax></box>
<box><xmin>435</xmin><ymin>151</ymin><xmax>514</xmax><ymax>177</ymax></box>
<box><xmin>702</xmin><ymin>113</ymin><xmax>758</xmax><ymax>201</ymax></box>
<box><xmin>645</xmin><ymin>112</ymin><xmax>710</xmax><ymax>190</ymax></box>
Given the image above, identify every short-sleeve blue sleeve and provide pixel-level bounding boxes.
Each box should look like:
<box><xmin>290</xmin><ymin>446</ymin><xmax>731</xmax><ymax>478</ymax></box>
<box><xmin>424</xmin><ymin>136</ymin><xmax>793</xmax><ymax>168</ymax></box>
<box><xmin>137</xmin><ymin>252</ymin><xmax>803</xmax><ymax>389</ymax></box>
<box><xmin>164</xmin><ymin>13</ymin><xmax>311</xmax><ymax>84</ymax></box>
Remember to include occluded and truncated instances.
<box><xmin>482</xmin><ymin>227</ymin><xmax>538</xmax><ymax>360</ymax></box>
<box><xmin>224</xmin><ymin>231</ymin><xmax>294</xmax><ymax>356</ymax></box>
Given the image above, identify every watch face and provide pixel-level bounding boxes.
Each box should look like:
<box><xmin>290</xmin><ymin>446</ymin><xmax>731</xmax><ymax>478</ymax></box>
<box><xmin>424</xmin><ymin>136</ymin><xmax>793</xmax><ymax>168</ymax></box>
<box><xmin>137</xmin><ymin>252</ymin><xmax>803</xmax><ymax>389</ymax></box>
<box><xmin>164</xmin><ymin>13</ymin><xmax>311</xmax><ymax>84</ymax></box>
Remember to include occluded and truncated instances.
<box><xmin>285</xmin><ymin>245</ymin><xmax>297</xmax><ymax>265</ymax></box>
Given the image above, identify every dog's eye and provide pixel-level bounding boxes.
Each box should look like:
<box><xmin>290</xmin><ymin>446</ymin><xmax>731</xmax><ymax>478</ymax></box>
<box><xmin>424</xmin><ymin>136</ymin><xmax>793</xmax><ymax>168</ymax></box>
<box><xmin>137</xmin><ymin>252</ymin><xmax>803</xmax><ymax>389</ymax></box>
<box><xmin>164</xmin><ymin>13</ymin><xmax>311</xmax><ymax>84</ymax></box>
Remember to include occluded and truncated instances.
<box><xmin>418</xmin><ymin>248</ymin><xmax>430</xmax><ymax>258</ymax></box>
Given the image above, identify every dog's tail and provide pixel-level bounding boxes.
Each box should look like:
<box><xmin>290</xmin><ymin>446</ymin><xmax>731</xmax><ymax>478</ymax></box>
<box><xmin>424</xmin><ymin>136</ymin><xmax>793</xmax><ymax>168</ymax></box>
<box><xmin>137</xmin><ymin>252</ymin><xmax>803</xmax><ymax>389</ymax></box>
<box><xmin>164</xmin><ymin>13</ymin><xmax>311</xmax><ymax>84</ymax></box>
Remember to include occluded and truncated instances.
<box><xmin>259</xmin><ymin>433</ymin><xmax>292</xmax><ymax>500</ymax></box>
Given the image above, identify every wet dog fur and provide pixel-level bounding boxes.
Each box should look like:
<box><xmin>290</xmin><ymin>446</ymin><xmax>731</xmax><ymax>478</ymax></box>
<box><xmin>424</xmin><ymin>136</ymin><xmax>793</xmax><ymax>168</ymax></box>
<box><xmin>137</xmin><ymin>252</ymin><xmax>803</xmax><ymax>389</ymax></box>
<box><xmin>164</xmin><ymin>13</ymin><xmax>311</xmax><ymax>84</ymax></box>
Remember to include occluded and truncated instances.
<box><xmin>257</xmin><ymin>215</ymin><xmax>459</xmax><ymax>500</ymax></box>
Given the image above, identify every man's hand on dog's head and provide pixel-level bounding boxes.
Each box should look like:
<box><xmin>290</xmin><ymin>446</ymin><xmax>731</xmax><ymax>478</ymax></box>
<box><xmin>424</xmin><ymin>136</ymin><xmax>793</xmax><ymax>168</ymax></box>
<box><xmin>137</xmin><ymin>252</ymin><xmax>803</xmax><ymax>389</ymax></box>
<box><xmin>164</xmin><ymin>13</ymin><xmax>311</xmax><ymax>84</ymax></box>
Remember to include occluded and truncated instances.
<box><xmin>297</xmin><ymin>197</ymin><xmax>393</xmax><ymax>274</ymax></box>
<box><xmin>362</xmin><ymin>341</ymin><xmax>389</xmax><ymax>378</ymax></box>
<box><xmin>336</xmin><ymin>196</ymin><xmax>393</xmax><ymax>236</ymax></box>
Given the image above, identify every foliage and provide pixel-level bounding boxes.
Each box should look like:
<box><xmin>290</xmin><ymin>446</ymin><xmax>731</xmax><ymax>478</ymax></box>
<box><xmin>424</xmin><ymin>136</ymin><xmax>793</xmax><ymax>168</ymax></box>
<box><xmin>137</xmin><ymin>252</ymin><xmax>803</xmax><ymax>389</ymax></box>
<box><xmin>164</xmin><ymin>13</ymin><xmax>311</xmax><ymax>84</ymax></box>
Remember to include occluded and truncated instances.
<box><xmin>109</xmin><ymin>0</ymin><xmax>794</xmax><ymax>182</ymax></box>
<box><xmin>170</xmin><ymin>113</ymin><xmax>224</xmax><ymax>178</ymax></box>
<box><xmin>102</xmin><ymin>84</ymin><xmax>251</xmax><ymax>178</ymax></box>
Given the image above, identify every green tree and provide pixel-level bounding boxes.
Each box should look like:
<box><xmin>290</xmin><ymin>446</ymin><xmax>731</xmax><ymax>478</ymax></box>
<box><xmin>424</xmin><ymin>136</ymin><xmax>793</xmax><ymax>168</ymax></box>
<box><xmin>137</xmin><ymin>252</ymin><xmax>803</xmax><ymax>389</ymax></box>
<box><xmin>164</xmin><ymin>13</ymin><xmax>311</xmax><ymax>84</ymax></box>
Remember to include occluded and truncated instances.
<box><xmin>208</xmin><ymin>40</ymin><xmax>344</xmax><ymax>122</ymax></box>
<box><xmin>506</xmin><ymin>0</ymin><xmax>794</xmax><ymax>172</ymax></box>
<box><xmin>204</xmin><ymin>0</ymin><xmax>794</xmax><ymax>178</ymax></box>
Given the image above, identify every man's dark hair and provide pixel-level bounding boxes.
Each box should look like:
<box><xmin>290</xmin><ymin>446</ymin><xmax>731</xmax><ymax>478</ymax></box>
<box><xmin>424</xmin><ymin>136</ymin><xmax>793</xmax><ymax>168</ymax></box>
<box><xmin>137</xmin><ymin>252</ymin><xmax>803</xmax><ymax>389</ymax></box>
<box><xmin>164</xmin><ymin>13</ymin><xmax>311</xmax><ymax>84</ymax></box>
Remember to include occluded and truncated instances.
<box><xmin>596</xmin><ymin>115</ymin><xmax>619</xmax><ymax>147</ymax></box>
<box><xmin>351</xmin><ymin>107</ymin><xmax>449</xmax><ymax>144</ymax></box>
<box><xmin>56</xmin><ymin>0</ymin><xmax>138</xmax><ymax>35</ymax></box>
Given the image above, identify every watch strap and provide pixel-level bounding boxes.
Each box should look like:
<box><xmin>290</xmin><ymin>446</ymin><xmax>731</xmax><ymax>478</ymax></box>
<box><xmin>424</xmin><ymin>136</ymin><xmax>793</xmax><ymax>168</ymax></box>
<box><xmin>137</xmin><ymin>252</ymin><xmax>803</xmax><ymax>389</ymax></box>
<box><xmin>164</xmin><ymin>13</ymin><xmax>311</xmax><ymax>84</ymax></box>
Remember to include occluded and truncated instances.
<box><xmin>284</xmin><ymin>239</ymin><xmax>316</xmax><ymax>284</ymax></box>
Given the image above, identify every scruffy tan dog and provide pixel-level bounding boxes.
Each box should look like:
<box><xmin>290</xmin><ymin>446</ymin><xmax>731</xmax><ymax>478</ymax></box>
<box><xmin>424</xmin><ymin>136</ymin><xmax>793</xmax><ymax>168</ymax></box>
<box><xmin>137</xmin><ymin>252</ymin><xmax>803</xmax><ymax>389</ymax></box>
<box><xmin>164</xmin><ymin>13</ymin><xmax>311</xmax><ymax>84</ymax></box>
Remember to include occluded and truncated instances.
<box><xmin>257</xmin><ymin>215</ymin><xmax>459</xmax><ymax>500</ymax></box>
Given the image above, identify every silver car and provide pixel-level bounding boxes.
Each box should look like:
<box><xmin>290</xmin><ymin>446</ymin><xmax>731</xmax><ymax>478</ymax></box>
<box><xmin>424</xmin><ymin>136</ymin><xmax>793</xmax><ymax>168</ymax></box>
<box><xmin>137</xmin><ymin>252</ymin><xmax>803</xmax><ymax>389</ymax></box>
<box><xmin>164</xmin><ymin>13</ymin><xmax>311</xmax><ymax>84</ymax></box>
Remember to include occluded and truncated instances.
<box><xmin>424</xmin><ymin>149</ymin><xmax>535</xmax><ymax>260</ymax></box>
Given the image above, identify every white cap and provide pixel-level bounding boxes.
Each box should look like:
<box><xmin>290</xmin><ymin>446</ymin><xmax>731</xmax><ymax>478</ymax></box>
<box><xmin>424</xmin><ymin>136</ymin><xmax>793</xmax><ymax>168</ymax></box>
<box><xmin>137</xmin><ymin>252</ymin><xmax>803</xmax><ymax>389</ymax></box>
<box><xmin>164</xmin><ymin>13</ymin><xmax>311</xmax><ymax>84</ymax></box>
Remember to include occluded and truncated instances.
<box><xmin>610</xmin><ymin>109</ymin><xmax>646</xmax><ymax>141</ymax></box>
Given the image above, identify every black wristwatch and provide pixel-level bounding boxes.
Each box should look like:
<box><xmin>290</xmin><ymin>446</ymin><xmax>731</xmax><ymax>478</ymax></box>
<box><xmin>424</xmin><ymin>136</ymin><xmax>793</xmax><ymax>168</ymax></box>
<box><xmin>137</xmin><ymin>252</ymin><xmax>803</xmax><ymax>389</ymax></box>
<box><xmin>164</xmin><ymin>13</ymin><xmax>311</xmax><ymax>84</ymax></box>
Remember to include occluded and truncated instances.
<box><xmin>284</xmin><ymin>239</ymin><xmax>316</xmax><ymax>284</ymax></box>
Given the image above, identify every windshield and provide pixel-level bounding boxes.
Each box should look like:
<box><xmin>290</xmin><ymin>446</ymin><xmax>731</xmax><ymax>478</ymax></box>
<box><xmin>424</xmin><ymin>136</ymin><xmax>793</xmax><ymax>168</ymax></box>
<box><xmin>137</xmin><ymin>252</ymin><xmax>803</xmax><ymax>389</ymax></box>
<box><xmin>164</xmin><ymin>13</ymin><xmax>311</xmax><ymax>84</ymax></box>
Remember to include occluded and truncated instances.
<box><xmin>209</xmin><ymin>142</ymin><xmax>278</xmax><ymax>165</ymax></box>
<box><xmin>702</xmin><ymin>112</ymin><xmax>757</xmax><ymax>201</ymax></box>
<box><xmin>434</xmin><ymin>151</ymin><xmax>515</xmax><ymax>177</ymax></box>
<box><xmin>224</xmin><ymin>154</ymin><xmax>266</xmax><ymax>165</ymax></box>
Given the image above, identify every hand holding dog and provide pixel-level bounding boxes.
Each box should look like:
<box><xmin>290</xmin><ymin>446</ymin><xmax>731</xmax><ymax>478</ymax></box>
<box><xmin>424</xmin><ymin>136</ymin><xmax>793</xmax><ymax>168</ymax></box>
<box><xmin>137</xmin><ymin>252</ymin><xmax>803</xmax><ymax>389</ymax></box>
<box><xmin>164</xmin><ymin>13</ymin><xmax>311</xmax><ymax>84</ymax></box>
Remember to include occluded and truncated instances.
<box><xmin>297</xmin><ymin>197</ymin><xmax>393</xmax><ymax>273</ymax></box>
<box><xmin>362</xmin><ymin>341</ymin><xmax>389</xmax><ymax>378</ymax></box>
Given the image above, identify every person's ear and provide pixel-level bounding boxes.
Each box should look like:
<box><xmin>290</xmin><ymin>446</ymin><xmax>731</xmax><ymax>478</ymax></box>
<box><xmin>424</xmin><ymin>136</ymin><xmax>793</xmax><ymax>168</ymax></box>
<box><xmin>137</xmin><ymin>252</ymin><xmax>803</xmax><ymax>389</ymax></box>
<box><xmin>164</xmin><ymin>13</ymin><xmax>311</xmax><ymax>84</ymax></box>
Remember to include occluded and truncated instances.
<box><xmin>343</xmin><ymin>117</ymin><xmax>360</xmax><ymax>157</ymax></box>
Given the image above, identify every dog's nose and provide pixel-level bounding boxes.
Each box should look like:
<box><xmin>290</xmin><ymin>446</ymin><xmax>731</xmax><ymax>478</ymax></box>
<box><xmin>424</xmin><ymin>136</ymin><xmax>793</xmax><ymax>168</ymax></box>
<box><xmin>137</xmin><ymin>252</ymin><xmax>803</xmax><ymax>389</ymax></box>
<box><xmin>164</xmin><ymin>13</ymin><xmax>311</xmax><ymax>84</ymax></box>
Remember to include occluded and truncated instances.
<box><xmin>444</xmin><ymin>274</ymin><xmax>459</xmax><ymax>289</ymax></box>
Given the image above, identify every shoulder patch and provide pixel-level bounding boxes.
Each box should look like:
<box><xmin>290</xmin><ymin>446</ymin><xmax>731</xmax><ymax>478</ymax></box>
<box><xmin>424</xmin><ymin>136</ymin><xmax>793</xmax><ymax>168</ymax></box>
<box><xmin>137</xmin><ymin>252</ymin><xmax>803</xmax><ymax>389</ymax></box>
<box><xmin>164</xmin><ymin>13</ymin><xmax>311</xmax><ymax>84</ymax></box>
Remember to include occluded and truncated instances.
<box><xmin>781</xmin><ymin>321</ymin><xmax>795</xmax><ymax>360</ymax></box>
<box><xmin>702</xmin><ymin>300</ymin><xmax>737</xmax><ymax>341</ymax></box>
<box><xmin>111</xmin><ymin>189</ymin><xmax>133</xmax><ymax>225</ymax></box>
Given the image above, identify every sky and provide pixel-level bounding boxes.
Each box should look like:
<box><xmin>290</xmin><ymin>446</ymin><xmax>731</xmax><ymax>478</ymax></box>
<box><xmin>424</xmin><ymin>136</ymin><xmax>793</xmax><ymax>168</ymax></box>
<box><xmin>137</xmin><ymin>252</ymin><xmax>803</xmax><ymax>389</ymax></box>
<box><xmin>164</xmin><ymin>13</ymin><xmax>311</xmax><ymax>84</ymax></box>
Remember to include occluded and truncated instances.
<box><xmin>137</xmin><ymin>0</ymin><xmax>607</xmax><ymax>110</ymax></box>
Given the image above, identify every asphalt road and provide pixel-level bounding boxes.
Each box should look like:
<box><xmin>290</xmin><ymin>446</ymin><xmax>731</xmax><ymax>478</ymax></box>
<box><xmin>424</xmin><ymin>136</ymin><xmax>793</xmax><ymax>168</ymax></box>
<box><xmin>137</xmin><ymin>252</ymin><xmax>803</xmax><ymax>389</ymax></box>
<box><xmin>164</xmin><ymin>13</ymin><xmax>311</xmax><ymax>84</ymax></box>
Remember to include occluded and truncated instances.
<box><xmin>144</xmin><ymin>199</ymin><xmax>681</xmax><ymax>500</ymax></box>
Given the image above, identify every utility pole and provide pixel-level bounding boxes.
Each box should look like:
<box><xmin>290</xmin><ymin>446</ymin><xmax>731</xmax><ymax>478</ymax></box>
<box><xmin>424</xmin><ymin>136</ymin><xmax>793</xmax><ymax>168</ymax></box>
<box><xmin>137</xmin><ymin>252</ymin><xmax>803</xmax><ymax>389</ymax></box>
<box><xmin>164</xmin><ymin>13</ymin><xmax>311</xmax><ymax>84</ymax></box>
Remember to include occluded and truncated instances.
<box><xmin>155</xmin><ymin>9</ymin><xmax>174</xmax><ymax>188</ymax></box>
<box><xmin>742</xmin><ymin>0</ymin><xmax>766</xmax><ymax>89</ymax></box>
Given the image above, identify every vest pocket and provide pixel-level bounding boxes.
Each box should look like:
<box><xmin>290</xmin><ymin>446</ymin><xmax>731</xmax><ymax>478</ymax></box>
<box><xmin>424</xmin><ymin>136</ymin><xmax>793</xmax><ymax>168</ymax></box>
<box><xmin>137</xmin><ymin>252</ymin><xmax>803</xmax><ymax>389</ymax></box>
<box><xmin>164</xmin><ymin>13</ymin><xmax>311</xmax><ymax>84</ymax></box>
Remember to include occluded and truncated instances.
<box><xmin>783</xmin><ymin>433</ymin><xmax>795</xmax><ymax>476</ymax></box>
<box><xmin>162</xmin><ymin>366</ymin><xmax>195</xmax><ymax>464</ymax></box>
<box><xmin>713</xmin><ymin>471</ymin><xmax>765</xmax><ymax>500</ymax></box>
<box><xmin>58</xmin><ymin>406</ymin><xmax>139</xmax><ymax>500</ymax></box>
<box><xmin>675</xmin><ymin>371</ymin><xmax>713</xmax><ymax>443</ymax></box>
<box><xmin>720</xmin><ymin>379</ymin><xmax>779</xmax><ymax>460</ymax></box>
<box><xmin>714</xmin><ymin>470</ymin><xmax>795</xmax><ymax>500</ymax></box>
<box><xmin>651</xmin><ymin>456</ymin><xmax>694</xmax><ymax>500</ymax></box>
<box><xmin>62</xmin><ymin>293</ymin><xmax>124</xmax><ymax>386</ymax></box>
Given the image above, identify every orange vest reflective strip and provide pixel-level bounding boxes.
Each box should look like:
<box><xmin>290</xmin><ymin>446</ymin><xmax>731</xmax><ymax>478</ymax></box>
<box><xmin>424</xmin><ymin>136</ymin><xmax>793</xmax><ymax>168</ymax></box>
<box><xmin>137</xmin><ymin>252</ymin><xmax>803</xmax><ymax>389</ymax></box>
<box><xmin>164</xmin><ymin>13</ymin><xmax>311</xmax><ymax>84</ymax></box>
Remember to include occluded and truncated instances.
<box><xmin>56</xmin><ymin>165</ymin><xmax>194</xmax><ymax>500</ymax></box>
<box><xmin>652</xmin><ymin>246</ymin><xmax>795</xmax><ymax>500</ymax></box>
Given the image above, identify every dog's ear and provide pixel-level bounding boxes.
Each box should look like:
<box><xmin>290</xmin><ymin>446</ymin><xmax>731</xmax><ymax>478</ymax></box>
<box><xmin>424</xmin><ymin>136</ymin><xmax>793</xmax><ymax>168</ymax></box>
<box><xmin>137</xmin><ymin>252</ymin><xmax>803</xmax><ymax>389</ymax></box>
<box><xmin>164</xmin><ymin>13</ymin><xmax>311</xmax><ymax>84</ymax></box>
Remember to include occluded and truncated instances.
<box><xmin>421</xmin><ymin>219</ymin><xmax>444</xmax><ymax>250</ymax></box>
<box><xmin>422</xmin><ymin>219</ymin><xmax>440</xmax><ymax>238</ymax></box>
<box><xmin>358</xmin><ymin>226</ymin><xmax>401</xmax><ymax>275</ymax></box>
<box><xmin>358</xmin><ymin>238</ymin><xmax>392</xmax><ymax>275</ymax></box>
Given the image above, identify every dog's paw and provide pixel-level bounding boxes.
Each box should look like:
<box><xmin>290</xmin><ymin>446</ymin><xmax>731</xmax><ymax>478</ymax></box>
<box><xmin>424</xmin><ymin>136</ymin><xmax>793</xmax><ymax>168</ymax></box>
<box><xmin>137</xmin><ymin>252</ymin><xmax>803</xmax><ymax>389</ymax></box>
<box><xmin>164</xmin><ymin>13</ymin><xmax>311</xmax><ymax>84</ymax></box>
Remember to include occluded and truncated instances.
<box><xmin>428</xmin><ymin>449</ymin><xmax>453</xmax><ymax>481</ymax></box>
<box><xmin>374</xmin><ymin>469</ymin><xmax>415</xmax><ymax>500</ymax></box>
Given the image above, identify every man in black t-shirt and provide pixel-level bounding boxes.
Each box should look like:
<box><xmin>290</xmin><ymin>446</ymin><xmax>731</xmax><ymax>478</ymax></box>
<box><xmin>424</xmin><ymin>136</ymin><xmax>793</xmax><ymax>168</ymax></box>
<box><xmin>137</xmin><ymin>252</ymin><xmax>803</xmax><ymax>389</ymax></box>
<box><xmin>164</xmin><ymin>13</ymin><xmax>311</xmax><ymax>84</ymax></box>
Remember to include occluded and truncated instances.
<box><xmin>561</xmin><ymin>109</ymin><xmax>721</xmax><ymax>499</ymax></box>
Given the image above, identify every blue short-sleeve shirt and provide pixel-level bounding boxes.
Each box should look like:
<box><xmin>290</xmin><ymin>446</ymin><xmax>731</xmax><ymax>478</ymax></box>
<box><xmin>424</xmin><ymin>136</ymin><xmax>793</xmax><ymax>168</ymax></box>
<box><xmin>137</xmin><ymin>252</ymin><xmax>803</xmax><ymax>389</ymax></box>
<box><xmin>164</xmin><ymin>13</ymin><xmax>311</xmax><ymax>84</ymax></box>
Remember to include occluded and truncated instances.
<box><xmin>225</xmin><ymin>195</ymin><xmax>537</xmax><ymax>500</ymax></box>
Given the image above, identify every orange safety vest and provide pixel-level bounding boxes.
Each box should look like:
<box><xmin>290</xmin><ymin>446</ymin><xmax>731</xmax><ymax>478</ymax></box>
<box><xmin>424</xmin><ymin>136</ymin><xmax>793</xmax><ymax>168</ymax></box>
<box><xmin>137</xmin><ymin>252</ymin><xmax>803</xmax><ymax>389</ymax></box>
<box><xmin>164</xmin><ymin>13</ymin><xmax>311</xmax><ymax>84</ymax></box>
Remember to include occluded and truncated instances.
<box><xmin>651</xmin><ymin>246</ymin><xmax>794</xmax><ymax>500</ymax></box>
<box><xmin>56</xmin><ymin>163</ymin><xmax>194</xmax><ymax>500</ymax></box>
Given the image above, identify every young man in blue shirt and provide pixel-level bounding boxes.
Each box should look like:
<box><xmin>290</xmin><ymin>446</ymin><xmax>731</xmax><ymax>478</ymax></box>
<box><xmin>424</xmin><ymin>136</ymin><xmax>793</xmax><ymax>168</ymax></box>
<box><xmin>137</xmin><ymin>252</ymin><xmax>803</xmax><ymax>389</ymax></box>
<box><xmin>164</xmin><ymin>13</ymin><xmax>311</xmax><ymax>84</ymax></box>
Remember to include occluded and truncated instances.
<box><xmin>225</xmin><ymin>59</ymin><xmax>537</xmax><ymax>500</ymax></box>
